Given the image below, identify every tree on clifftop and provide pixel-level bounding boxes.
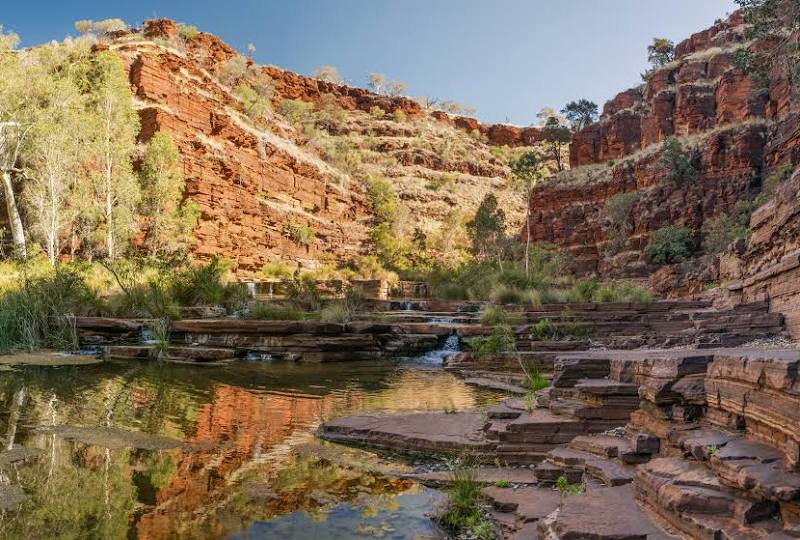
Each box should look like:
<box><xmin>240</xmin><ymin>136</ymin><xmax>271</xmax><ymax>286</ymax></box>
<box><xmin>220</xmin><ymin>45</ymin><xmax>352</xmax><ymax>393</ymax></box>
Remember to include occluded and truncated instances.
<box><xmin>647</xmin><ymin>38</ymin><xmax>675</xmax><ymax>68</ymax></box>
<box><xmin>540</xmin><ymin>117</ymin><xmax>571</xmax><ymax>172</ymax></box>
<box><xmin>312</xmin><ymin>65</ymin><xmax>344</xmax><ymax>84</ymax></box>
<box><xmin>561</xmin><ymin>99</ymin><xmax>599</xmax><ymax>131</ymax></box>
<box><xmin>733</xmin><ymin>0</ymin><xmax>800</xmax><ymax>90</ymax></box>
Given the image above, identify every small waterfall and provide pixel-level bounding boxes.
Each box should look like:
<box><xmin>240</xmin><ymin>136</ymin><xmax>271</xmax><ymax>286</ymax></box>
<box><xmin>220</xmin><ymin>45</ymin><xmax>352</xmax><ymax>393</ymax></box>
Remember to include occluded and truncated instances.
<box><xmin>410</xmin><ymin>334</ymin><xmax>460</xmax><ymax>365</ymax></box>
<box><xmin>246</xmin><ymin>282</ymin><xmax>257</xmax><ymax>298</ymax></box>
<box><xmin>402</xmin><ymin>300</ymin><xmax>415</xmax><ymax>311</ymax></box>
<box><xmin>140</xmin><ymin>328</ymin><xmax>158</xmax><ymax>345</ymax></box>
<box><xmin>243</xmin><ymin>351</ymin><xmax>273</xmax><ymax>361</ymax></box>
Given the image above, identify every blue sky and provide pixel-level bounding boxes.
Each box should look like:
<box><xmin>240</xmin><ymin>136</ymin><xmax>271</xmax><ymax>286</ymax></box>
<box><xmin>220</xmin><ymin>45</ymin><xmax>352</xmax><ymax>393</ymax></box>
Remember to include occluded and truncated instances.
<box><xmin>6</xmin><ymin>0</ymin><xmax>737</xmax><ymax>125</ymax></box>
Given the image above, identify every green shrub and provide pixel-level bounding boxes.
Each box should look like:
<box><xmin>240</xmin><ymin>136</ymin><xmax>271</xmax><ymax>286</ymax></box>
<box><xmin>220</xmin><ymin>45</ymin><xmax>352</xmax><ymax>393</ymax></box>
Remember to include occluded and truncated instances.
<box><xmin>530</xmin><ymin>318</ymin><xmax>555</xmax><ymax>340</ymax></box>
<box><xmin>366</xmin><ymin>176</ymin><xmax>399</xmax><ymax>222</ymax></box>
<box><xmin>494</xmin><ymin>480</ymin><xmax>512</xmax><ymax>488</ymax></box>
<box><xmin>659</xmin><ymin>138</ymin><xmax>697</xmax><ymax>186</ymax></box>
<box><xmin>702</xmin><ymin>212</ymin><xmax>750</xmax><ymax>253</ymax></box>
<box><xmin>176</xmin><ymin>23</ymin><xmax>199</xmax><ymax>40</ymax></box>
<box><xmin>260</xmin><ymin>261</ymin><xmax>294</xmax><ymax>279</ymax></box>
<box><xmin>233</xmin><ymin>83</ymin><xmax>270</xmax><ymax>119</ymax></box>
<box><xmin>287</xmin><ymin>222</ymin><xmax>316</xmax><ymax>247</ymax></box>
<box><xmin>319</xmin><ymin>301</ymin><xmax>351</xmax><ymax>323</ymax></box>
<box><xmin>469</xmin><ymin>324</ymin><xmax>516</xmax><ymax>355</ymax></box>
<box><xmin>555</xmin><ymin>475</ymin><xmax>584</xmax><ymax>497</ymax></box>
<box><xmin>480</xmin><ymin>305</ymin><xmax>522</xmax><ymax>326</ymax></box>
<box><xmin>602</xmin><ymin>192</ymin><xmax>638</xmax><ymax>254</ymax></box>
<box><xmin>280</xmin><ymin>98</ymin><xmax>313</xmax><ymax>125</ymax></box>
<box><xmin>0</xmin><ymin>267</ymin><xmax>97</xmax><ymax>352</ymax></box>
<box><xmin>249</xmin><ymin>303</ymin><xmax>312</xmax><ymax>320</ymax></box>
<box><xmin>645</xmin><ymin>226</ymin><xmax>695</xmax><ymax>264</ymax></box>
<box><xmin>437</xmin><ymin>460</ymin><xmax>493</xmax><ymax>540</ymax></box>
<box><xmin>285</xmin><ymin>275</ymin><xmax>322</xmax><ymax>311</ymax></box>
<box><xmin>426</xmin><ymin>173</ymin><xmax>457</xmax><ymax>192</ymax></box>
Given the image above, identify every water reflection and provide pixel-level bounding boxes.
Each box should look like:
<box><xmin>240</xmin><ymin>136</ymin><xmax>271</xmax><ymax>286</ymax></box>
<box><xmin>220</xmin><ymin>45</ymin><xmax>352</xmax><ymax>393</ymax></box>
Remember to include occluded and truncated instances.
<box><xmin>0</xmin><ymin>359</ymin><xmax>501</xmax><ymax>539</ymax></box>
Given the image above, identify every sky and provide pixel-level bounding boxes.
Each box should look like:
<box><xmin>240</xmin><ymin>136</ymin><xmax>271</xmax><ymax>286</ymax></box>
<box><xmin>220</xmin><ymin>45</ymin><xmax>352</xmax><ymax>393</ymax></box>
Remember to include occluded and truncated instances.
<box><xmin>4</xmin><ymin>0</ymin><xmax>738</xmax><ymax>125</ymax></box>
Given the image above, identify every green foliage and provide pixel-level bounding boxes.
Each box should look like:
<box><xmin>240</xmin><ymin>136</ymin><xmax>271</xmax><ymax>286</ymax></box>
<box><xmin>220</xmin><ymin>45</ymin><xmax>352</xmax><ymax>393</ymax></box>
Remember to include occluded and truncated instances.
<box><xmin>426</xmin><ymin>173</ymin><xmax>457</xmax><ymax>192</ymax></box>
<box><xmin>561</xmin><ymin>99</ymin><xmax>599</xmax><ymax>131</ymax></box>
<box><xmin>259</xmin><ymin>260</ymin><xmax>294</xmax><ymax>279</ymax></box>
<box><xmin>568</xmin><ymin>278</ymin><xmax>652</xmax><ymax>303</ymax></box>
<box><xmin>437</xmin><ymin>459</ymin><xmax>494</xmax><ymax>540</ymax></box>
<box><xmin>234</xmin><ymin>83</ymin><xmax>270</xmax><ymax>119</ymax></box>
<box><xmin>85</xmin><ymin>51</ymin><xmax>141</xmax><ymax>258</ymax></box>
<box><xmin>540</xmin><ymin>118</ymin><xmax>571</xmax><ymax>171</ymax></box>
<box><xmin>248</xmin><ymin>303</ymin><xmax>314</xmax><ymax>320</ymax></box>
<box><xmin>494</xmin><ymin>480</ymin><xmax>512</xmax><ymax>488</ymax></box>
<box><xmin>734</xmin><ymin>0</ymin><xmax>800</xmax><ymax>87</ymax></box>
<box><xmin>139</xmin><ymin>132</ymin><xmax>197</xmax><ymax>257</ymax></box>
<box><xmin>104</xmin><ymin>257</ymin><xmax>246</xmax><ymax>317</ymax></box>
<box><xmin>755</xmin><ymin>163</ymin><xmax>795</xmax><ymax>207</ymax></box>
<box><xmin>647</xmin><ymin>38</ymin><xmax>675</xmax><ymax>68</ymax></box>
<box><xmin>602</xmin><ymin>192</ymin><xmax>639</xmax><ymax>254</ymax></box>
<box><xmin>285</xmin><ymin>275</ymin><xmax>322</xmax><ymax>311</ymax></box>
<box><xmin>702</xmin><ymin>207</ymin><xmax>751</xmax><ymax>253</ymax></box>
<box><xmin>366</xmin><ymin>176</ymin><xmax>399</xmax><ymax>222</ymax></box>
<box><xmin>659</xmin><ymin>138</ymin><xmax>697</xmax><ymax>186</ymax></box>
<box><xmin>645</xmin><ymin>226</ymin><xmax>696</xmax><ymax>264</ymax></box>
<box><xmin>319</xmin><ymin>287</ymin><xmax>364</xmax><ymax>324</ymax></box>
<box><xmin>176</xmin><ymin>23</ymin><xmax>199</xmax><ymax>40</ymax></box>
<box><xmin>0</xmin><ymin>265</ymin><xmax>96</xmax><ymax>352</ymax></box>
<box><xmin>280</xmin><ymin>98</ymin><xmax>313</xmax><ymax>125</ymax></box>
<box><xmin>287</xmin><ymin>222</ymin><xmax>316</xmax><ymax>247</ymax></box>
<box><xmin>555</xmin><ymin>475</ymin><xmax>584</xmax><ymax>497</ymax></box>
<box><xmin>480</xmin><ymin>305</ymin><xmax>523</xmax><ymax>326</ymax></box>
<box><xmin>530</xmin><ymin>318</ymin><xmax>556</xmax><ymax>340</ymax></box>
<box><xmin>469</xmin><ymin>324</ymin><xmax>516</xmax><ymax>356</ymax></box>
<box><xmin>466</xmin><ymin>193</ymin><xmax>507</xmax><ymax>261</ymax></box>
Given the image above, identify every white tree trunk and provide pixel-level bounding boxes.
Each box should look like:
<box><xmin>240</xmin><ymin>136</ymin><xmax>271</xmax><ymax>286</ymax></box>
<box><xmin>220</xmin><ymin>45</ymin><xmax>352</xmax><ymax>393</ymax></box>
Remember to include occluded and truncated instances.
<box><xmin>2</xmin><ymin>170</ymin><xmax>27</xmax><ymax>260</ymax></box>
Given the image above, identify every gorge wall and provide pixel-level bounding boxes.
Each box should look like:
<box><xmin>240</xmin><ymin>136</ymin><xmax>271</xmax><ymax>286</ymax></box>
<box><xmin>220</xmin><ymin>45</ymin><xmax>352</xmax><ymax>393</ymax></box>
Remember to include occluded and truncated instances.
<box><xmin>117</xmin><ymin>20</ymin><xmax>536</xmax><ymax>274</ymax></box>
<box><xmin>525</xmin><ymin>10</ymin><xmax>800</xmax><ymax>334</ymax></box>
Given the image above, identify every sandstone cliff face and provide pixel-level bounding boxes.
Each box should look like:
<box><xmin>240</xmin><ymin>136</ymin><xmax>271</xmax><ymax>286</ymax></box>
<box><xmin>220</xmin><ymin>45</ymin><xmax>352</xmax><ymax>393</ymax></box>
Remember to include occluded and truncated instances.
<box><xmin>105</xmin><ymin>20</ymin><xmax>537</xmax><ymax>274</ymax></box>
<box><xmin>528</xmin><ymin>11</ymin><xmax>798</xmax><ymax>279</ymax></box>
<box><xmin>113</xmin><ymin>40</ymin><xmax>372</xmax><ymax>274</ymax></box>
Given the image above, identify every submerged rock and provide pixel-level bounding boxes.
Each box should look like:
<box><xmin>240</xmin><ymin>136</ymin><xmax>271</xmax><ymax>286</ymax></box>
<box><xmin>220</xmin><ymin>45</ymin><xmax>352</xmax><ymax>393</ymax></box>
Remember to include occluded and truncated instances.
<box><xmin>0</xmin><ymin>351</ymin><xmax>102</xmax><ymax>367</ymax></box>
<box><xmin>31</xmin><ymin>425</ymin><xmax>182</xmax><ymax>451</ymax></box>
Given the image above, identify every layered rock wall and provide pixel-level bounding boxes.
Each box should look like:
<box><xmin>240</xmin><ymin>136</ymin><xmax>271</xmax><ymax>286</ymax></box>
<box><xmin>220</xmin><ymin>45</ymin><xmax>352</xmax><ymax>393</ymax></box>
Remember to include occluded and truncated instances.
<box><xmin>116</xmin><ymin>41</ymin><xmax>372</xmax><ymax>274</ymax></box>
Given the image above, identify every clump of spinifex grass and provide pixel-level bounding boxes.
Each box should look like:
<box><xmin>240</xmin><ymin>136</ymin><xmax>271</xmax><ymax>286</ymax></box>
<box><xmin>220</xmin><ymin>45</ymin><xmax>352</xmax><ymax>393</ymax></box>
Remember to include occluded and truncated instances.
<box><xmin>0</xmin><ymin>264</ymin><xmax>97</xmax><ymax>353</ymax></box>
<box><xmin>437</xmin><ymin>456</ymin><xmax>495</xmax><ymax>540</ymax></box>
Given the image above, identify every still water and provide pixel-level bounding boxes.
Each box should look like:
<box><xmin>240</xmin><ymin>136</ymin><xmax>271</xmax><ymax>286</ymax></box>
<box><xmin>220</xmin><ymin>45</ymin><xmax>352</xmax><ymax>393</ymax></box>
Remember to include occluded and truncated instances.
<box><xmin>0</xmin><ymin>355</ymin><xmax>501</xmax><ymax>539</ymax></box>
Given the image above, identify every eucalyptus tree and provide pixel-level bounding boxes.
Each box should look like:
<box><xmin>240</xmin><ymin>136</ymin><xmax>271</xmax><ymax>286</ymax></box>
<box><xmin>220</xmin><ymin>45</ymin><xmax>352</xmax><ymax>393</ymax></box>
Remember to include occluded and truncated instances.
<box><xmin>0</xmin><ymin>27</ymin><xmax>39</xmax><ymax>259</ymax></box>
<box><xmin>22</xmin><ymin>41</ymin><xmax>92</xmax><ymax>265</ymax></box>
<box><xmin>510</xmin><ymin>151</ymin><xmax>547</xmax><ymax>277</ymax></box>
<box><xmin>84</xmin><ymin>52</ymin><xmax>140</xmax><ymax>258</ymax></box>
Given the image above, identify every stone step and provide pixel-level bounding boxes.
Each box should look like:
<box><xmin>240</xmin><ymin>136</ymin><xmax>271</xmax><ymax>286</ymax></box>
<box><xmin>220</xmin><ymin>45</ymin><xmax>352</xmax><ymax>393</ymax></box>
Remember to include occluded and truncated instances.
<box><xmin>544</xmin><ymin>447</ymin><xmax>635</xmax><ymax>487</ymax></box>
<box><xmin>534</xmin><ymin>461</ymin><xmax>582</xmax><ymax>486</ymax></box>
<box><xmin>635</xmin><ymin>457</ymin><xmax>783</xmax><ymax>539</ymax></box>
<box><xmin>537</xmin><ymin>484</ymin><xmax>678</xmax><ymax>539</ymax></box>
<box><xmin>667</xmin><ymin>427</ymin><xmax>800</xmax><ymax>503</ymax></box>
<box><xmin>584</xmin><ymin>456</ymin><xmax>635</xmax><ymax>486</ymax></box>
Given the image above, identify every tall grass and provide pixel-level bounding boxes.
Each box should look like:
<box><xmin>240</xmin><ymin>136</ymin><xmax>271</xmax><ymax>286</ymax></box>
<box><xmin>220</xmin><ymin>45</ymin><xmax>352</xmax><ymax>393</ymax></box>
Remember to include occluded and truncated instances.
<box><xmin>437</xmin><ymin>457</ymin><xmax>494</xmax><ymax>540</ymax></box>
<box><xmin>0</xmin><ymin>267</ymin><xmax>97</xmax><ymax>353</ymax></box>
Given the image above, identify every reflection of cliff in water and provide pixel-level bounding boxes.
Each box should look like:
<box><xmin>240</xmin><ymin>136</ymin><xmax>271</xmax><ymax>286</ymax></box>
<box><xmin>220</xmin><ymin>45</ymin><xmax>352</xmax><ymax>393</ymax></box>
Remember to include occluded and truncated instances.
<box><xmin>0</xmin><ymin>360</ymin><xmax>499</xmax><ymax>539</ymax></box>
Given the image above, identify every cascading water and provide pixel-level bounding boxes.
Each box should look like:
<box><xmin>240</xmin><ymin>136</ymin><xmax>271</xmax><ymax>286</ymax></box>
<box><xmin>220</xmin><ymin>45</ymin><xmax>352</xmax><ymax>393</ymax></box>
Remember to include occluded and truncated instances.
<box><xmin>140</xmin><ymin>328</ymin><xmax>158</xmax><ymax>345</ymax></box>
<box><xmin>409</xmin><ymin>334</ymin><xmax>460</xmax><ymax>365</ymax></box>
<box><xmin>242</xmin><ymin>351</ymin><xmax>273</xmax><ymax>361</ymax></box>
